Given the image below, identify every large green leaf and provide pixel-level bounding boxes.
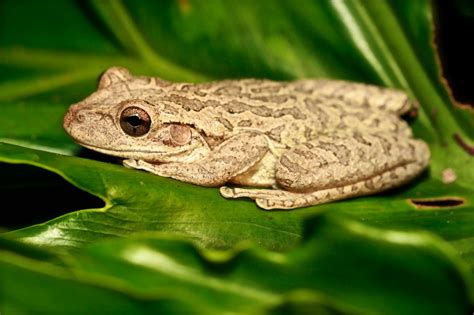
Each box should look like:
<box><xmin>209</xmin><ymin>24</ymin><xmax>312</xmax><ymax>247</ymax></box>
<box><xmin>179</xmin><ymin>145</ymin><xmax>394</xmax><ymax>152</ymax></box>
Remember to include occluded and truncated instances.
<box><xmin>1</xmin><ymin>0</ymin><xmax>473</xmax><ymax>257</ymax></box>
<box><xmin>1</xmin><ymin>0</ymin><xmax>473</xmax><ymax>312</ymax></box>
<box><xmin>1</xmin><ymin>142</ymin><xmax>304</xmax><ymax>251</ymax></box>
<box><xmin>2</xmin><ymin>143</ymin><xmax>474</xmax><ymax>267</ymax></box>
<box><xmin>1</xmin><ymin>2</ymin><xmax>474</xmax><ymax>312</ymax></box>
<box><xmin>1</xmin><ymin>213</ymin><xmax>472</xmax><ymax>314</ymax></box>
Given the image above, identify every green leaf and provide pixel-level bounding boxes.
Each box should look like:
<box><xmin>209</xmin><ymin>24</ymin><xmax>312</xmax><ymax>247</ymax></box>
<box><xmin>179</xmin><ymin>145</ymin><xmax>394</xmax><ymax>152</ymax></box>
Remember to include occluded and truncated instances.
<box><xmin>2</xmin><ymin>142</ymin><xmax>473</xmax><ymax>266</ymax></box>
<box><xmin>1</xmin><ymin>0</ymin><xmax>473</xmax><ymax>311</ymax></box>
<box><xmin>0</xmin><ymin>101</ymin><xmax>77</xmax><ymax>155</ymax></box>
<box><xmin>1</xmin><ymin>143</ymin><xmax>305</xmax><ymax>251</ymax></box>
<box><xmin>1</xmin><ymin>213</ymin><xmax>472</xmax><ymax>314</ymax></box>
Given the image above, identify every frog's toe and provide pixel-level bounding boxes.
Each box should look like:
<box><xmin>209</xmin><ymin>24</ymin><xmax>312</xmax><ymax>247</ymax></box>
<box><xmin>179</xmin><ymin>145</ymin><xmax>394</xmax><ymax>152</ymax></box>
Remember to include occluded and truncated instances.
<box><xmin>219</xmin><ymin>186</ymin><xmax>313</xmax><ymax>210</ymax></box>
<box><xmin>255</xmin><ymin>198</ymin><xmax>299</xmax><ymax>210</ymax></box>
<box><xmin>219</xmin><ymin>186</ymin><xmax>235</xmax><ymax>198</ymax></box>
<box><xmin>219</xmin><ymin>186</ymin><xmax>282</xmax><ymax>199</ymax></box>
<box><xmin>123</xmin><ymin>159</ymin><xmax>157</xmax><ymax>173</ymax></box>
<box><xmin>123</xmin><ymin>159</ymin><xmax>139</xmax><ymax>169</ymax></box>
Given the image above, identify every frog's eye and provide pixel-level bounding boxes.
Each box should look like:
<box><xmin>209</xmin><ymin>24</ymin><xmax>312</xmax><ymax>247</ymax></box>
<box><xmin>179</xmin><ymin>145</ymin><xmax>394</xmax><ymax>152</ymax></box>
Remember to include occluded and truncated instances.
<box><xmin>120</xmin><ymin>106</ymin><xmax>151</xmax><ymax>137</ymax></box>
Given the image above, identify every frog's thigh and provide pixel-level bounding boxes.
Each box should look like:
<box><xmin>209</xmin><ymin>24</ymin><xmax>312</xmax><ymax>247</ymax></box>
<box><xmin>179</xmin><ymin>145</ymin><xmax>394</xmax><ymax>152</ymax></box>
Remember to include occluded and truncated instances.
<box><xmin>276</xmin><ymin>133</ymin><xmax>430</xmax><ymax>193</ymax></box>
<box><xmin>221</xmin><ymin>133</ymin><xmax>430</xmax><ymax>210</ymax></box>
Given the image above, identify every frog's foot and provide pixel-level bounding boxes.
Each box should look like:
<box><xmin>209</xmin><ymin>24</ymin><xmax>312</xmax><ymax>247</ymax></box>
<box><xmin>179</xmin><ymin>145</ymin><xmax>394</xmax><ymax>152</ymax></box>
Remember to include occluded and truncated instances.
<box><xmin>123</xmin><ymin>159</ymin><xmax>140</xmax><ymax>169</ymax></box>
<box><xmin>123</xmin><ymin>159</ymin><xmax>173</xmax><ymax>177</ymax></box>
<box><xmin>221</xmin><ymin>160</ymin><xmax>424</xmax><ymax>210</ymax></box>
<box><xmin>220</xmin><ymin>185</ymin><xmax>354</xmax><ymax>210</ymax></box>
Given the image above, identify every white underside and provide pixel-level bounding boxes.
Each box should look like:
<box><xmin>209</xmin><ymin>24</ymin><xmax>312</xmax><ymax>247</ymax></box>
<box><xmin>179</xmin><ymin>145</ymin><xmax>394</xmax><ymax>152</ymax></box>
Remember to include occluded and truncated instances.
<box><xmin>230</xmin><ymin>151</ymin><xmax>277</xmax><ymax>187</ymax></box>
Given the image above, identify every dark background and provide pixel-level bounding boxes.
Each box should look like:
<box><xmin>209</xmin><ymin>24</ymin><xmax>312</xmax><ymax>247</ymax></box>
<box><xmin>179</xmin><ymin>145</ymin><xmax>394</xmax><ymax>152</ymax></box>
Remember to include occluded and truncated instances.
<box><xmin>435</xmin><ymin>0</ymin><xmax>474</xmax><ymax>104</ymax></box>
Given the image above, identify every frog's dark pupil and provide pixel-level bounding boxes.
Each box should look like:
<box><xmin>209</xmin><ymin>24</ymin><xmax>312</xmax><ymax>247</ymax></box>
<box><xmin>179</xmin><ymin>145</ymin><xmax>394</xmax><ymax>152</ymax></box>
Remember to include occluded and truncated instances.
<box><xmin>120</xmin><ymin>106</ymin><xmax>151</xmax><ymax>137</ymax></box>
<box><xmin>126</xmin><ymin>115</ymin><xmax>142</xmax><ymax>126</ymax></box>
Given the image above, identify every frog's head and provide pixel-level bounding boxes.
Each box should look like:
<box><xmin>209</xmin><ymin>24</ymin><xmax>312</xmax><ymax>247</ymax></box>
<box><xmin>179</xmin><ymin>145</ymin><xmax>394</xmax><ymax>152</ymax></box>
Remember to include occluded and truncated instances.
<box><xmin>63</xmin><ymin>67</ymin><xmax>210</xmax><ymax>163</ymax></box>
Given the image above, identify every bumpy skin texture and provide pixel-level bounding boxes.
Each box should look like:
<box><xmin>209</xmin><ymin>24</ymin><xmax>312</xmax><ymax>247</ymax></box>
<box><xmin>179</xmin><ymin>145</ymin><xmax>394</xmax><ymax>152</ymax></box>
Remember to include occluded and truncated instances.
<box><xmin>64</xmin><ymin>67</ymin><xmax>430</xmax><ymax>210</ymax></box>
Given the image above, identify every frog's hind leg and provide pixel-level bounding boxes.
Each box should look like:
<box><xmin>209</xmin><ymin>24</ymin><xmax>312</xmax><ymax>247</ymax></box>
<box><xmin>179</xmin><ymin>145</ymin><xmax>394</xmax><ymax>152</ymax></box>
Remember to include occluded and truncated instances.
<box><xmin>221</xmin><ymin>181</ymin><xmax>366</xmax><ymax>210</ymax></box>
<box><xmin>221</xmin><ymin>132</ymin><xmax>430</xmax><ymax>210</ymax></box>
<box><xmin>220</xmin><ymin>157</ymin><xmax>426</xmax><ymax>210</ymax></box>
<box><xmin>220</xmin><ymin>186</ymin><xmax>345</xmax><ymax>210</ymax></box>
<box><xmin>276</xmin><ymin>132</ymin><xmax>430</xmax><ymax>193</ymax></box>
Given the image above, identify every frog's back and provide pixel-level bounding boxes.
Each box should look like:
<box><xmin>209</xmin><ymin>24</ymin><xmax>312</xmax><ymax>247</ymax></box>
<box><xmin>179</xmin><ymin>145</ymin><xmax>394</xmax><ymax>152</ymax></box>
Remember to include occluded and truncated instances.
<box><xmin>150</xmin><ymin>78</ymin><xmax>414</xmax><ymax>146</ymax></box>
<box><xmin>190</xmin><ymin>78</ymin><xmax>415</xmax><ymax>139</ymax></box>
<box><xmin>172</xmin><ymin>79</ymin><xmax>414</xmax><ymax>133</ymax></box>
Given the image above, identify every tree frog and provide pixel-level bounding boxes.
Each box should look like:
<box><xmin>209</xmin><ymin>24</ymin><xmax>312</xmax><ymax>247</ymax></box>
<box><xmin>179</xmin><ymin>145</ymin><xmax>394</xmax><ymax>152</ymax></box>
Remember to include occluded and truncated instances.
<box><xmin>64</xmin><ymin>67</ymin><xmax>430</xmax><ymax>209</ymax></box>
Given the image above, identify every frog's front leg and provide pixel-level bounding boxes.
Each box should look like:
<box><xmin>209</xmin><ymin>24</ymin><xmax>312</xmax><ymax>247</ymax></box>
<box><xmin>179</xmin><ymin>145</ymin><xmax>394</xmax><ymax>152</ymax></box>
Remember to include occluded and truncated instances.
<box><xmin>124</xmin><ymin>132</ymin><xmax>269</xmax><ymax>186</ymax></box>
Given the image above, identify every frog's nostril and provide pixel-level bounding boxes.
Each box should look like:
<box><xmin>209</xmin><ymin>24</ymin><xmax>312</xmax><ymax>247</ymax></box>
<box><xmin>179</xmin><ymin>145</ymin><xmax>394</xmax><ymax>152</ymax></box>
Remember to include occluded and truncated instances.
<box><xmin>76</xmin><ymin>112</ymin><xmax>85</xmax><ymax>122</ymax></box>
<box><xmin>63</xmin><ymin>104</ymin><xmax>82</xmax><ymax>129</ymax></box>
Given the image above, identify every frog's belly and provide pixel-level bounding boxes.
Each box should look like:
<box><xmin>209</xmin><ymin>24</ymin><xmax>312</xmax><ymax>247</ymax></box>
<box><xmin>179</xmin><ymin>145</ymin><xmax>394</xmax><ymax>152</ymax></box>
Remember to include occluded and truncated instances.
<box><xmin>229</xmin><ymin>152</ymin><xmax>277</xmax><ymax>187</ymax></box>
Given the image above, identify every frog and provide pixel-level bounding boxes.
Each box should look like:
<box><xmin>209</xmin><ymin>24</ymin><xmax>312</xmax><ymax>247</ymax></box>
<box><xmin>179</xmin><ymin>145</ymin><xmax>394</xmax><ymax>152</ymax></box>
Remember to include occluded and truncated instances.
<box><xmin>63</xmin><ymin>67</ymin><xmax>430</xmax><ymax>210</ymax></box>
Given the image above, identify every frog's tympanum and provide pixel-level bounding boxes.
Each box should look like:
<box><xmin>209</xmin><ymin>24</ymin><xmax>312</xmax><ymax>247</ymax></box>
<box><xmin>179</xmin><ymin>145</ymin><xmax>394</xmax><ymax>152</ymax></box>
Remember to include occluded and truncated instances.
<box><xmin>64</xmin><ymin>67</ymin><xmax>430</xmax><ymax>210</ymax></box>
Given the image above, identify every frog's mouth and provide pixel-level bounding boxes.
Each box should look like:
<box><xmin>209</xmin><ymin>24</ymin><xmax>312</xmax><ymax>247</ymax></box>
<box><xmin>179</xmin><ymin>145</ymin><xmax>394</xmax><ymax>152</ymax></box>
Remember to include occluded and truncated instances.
<box><xmin>79</xmin><ymin>143</ymin><xmax>155</xmax><ymax>157</ymax></box>
<box><xmin>79</xmin><ymin>142</ymin><xmax>190</xmax><ymax>163</ymax></box>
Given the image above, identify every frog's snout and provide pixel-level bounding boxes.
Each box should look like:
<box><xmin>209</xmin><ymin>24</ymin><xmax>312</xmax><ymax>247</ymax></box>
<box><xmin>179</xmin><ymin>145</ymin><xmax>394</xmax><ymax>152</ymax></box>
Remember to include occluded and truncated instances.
<box><xmin>63</xmin><ymin>103</ymin><xmax>83</xmax><ymax>130</ymax></box>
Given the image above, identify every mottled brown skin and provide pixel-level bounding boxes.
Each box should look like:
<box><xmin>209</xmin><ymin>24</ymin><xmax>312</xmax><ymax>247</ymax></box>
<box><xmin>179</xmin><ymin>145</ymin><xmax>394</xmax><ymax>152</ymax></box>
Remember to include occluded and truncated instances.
<box><xmin>64</xmin><ymin>67</ymin><xmax>430</xmax><ymax>210</ymax></box>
